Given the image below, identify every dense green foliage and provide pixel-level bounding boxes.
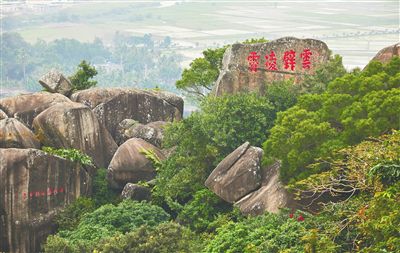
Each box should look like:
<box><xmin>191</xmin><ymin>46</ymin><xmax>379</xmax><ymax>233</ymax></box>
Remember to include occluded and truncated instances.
<box><xmin>177</xmin><ymin>189</ymin><xmax>231</xmax><ymax>233</ymax></box>
<box><xmin>264</xmin><ymin>57</ymin><xmax>400</xmax><ymax>183</ymax></box>
<box><xmin>44</xmin><ymin>200</ymin><xmax>170</xmax><ymax>252</ymax></box>
<box><xmin>69</xmin><ymin>60</ymin><xmax>98</xmax><ymax>90</ymax></box>
<box><xmin>40</xmin><ymin>40</ymin><xmax>399</xmax><ymax>253</ymax></box>
<box><xmin>299</xmin><ymin>53</ymin><xmax>347</xmax><ymax>94</ymax></box>
<box><xmin>42</xmin><ymin>146</ymin><xmax>94</xmax><ymax>166</ymax></box>
<box><xmin>204</xmin><ymin>210</ymin><xmax>331</xmax><ymax>253</ymax></box>
<box><xmin>93</xmin><ymin>222</ymin><xmax>200</xmax><ymax>253</ymax></box>
<box><xmin>154</xmin><ymin>84</ymin><xmax>299</xmax><ymax>207</ymax></box>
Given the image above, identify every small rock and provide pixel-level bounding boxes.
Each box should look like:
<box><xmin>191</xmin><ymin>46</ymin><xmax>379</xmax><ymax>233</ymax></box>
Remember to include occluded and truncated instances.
<box><xmin>121</xmin><ymin>183</ymin><xmax>151</xmax><ymax>201</ymax></box>
<box><xmin>116</xmin><ymin>120</ymin><xmax>168</xmax><ymax>147</ymax></box>
<box><xmin>39</xmin><ymin>70</ymin><xmax>73</xmax><ymax>96</ymax></box>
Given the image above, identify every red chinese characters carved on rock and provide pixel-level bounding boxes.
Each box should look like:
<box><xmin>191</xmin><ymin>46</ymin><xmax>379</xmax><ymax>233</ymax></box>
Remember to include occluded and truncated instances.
<box><xmin>247</xmin><ymin>51</ymin><xmax>260</xmax><ymax>72</ymax></box>
<box><xmin>300</xmin><ymin>48</ymin><xmax>312</xmax><ymax>69</ymax></box>
<box><xmin>265</xmin><ymin>50</ymin><xmax>278</xmax><ymax>71</ymax></box>
<box><xmin>283</xmin><ymin>50</ymin><xmax>296</xmax><ymax>71</ymax></box>
<box><xmin>21</xmin><ymin>187</ymin><xmax>65</xmax><ymax>200</ymax></box>
<box><xmin>247</xmin><ymin>49</ymin><xmax>313</xmax><ymax>72</ymax></box>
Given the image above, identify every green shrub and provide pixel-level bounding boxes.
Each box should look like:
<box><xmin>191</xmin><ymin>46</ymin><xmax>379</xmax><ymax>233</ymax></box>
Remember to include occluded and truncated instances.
<box><xmin>55</xmin><ymin>197</ymin><xmax>95</xmax><ymax>231</ymax></box>
<box><xmin>42</xmin><ymin>146</ymin><xmax>94</xmax><ymax>166</ymax></box>
<box><xmin>95</xmin><ymin>222</ymin><xmax>201</xmax><ymax>253</ymax></box>
<box><xmin>177</xmin><ymin>189</ymin><xmax>231</xmax><ymax>233</ymax></box>
<box><xmin>44</xmin><ymin>200</ymin><xmax>170</xmax><ymax>252</ymax></box>
<box><xmin>204</xmin><ymin>210</ymin><xmax>335</xmax><ymax>253</ymax></box>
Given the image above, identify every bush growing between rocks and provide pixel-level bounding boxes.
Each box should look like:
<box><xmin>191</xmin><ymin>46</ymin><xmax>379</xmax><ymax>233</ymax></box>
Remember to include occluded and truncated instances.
<box><xmin>44</xmin><ymin>200</ymin><xmax>170</xmax><ymax>252</ymax></box>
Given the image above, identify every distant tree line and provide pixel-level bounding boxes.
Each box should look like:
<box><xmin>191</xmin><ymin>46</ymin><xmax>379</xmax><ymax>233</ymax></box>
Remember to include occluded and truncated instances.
<box><xmin>0</xmin><ymin>32</ymin><xmax>182</xmax><ymax>92</ymax></box>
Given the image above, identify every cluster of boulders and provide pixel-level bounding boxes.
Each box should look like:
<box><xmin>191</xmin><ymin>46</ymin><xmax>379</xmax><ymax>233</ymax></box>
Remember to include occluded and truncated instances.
<box><xmin>1</xmin><ymin>38</ymin><xmax>397</xmax><ymax>252</ymax></box>
<box><xmin>0</xmin><ymin>70</ymin><xmax>183</xmax><ymax>253</ymax></box>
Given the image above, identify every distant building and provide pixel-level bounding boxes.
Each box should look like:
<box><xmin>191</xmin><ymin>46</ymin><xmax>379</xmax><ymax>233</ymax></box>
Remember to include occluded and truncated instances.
<box><xmin>94</xmin><ymin>62</ymin><xmax>123</xmax><ymax>74</ymax></box>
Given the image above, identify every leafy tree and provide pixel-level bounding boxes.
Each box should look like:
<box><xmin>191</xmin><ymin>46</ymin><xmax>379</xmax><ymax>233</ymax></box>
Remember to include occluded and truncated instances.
<box><xmin>358</xmin><ymin>182</ymin><xmax>400</xmax><ymax>252</ymax></box>
<box><xmin>176</xmin><ymin>47</ymin><xmax>226</xmax><ymax>99</ymax></box>
<box><xmin>263</xmin><ymin>57</ymin><xmax>400</xmax><ymax>183</ymax></box>
<box><xmin>69</xmin><ymin>60</ymin><xmax>98</xmax><ymax>90</ymax></box>
<box><xmin>175</xmin><ymin>38</ymin><xmax>269</xmax><ymax>99</ymax></box>
<box><xmin>291</xmin><ymin>131</ymin><xmax>400</xmax><ymax>204</ymax></box>
<box><xmin>299</xmin><ymin>53</ymin><xmax>347</xmax><ymax>94</ymax></box>
<box><xmin>154</xmin><ymin>93</ymin><xmax>276</xmax><ymax>206</ymax></box>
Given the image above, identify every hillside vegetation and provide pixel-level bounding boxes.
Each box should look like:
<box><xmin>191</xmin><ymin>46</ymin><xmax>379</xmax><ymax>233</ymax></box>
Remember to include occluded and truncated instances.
<box><xmin>43</xmin><ymin>42</ymin><xmax>400</xmax><ymax>252</ymax></box>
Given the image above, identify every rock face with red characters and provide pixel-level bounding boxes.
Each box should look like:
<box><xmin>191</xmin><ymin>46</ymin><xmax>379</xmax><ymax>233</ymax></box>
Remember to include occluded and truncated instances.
<box><xmin>0</xmin><ymin>148</ymin><xmax>92</xmax><ymax>253</ymax></box>
<box><xmin>213</xmin><ymin>37</ymin><xmax>330</xmax><ymax>96</ymax></box>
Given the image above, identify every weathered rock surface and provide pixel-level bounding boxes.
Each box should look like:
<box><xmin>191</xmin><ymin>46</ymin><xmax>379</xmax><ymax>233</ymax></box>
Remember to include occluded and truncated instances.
<box><xmin>369</xmin><ymin>42</ymin><xmax>400</xmax><ymax>65</ymax></box>
<box><xmin>236</xmin><ymin>161</ymin><xmax>291</xmax><ymax>215</ymax></box>
<box><xmin>107</xmin><ymin>138</ymin><xmax>166</xmax><ymax>190</ymax></box>
<box><xmin>213</xmin><ymin>37</ymin><xmax>330</xmax><ymax>96</ymax></box>
<box><xmin>0</xmin><ymin>92</ymin><xmax>71</xmax><ymax>128</ymax></box>
<box><xmin>116</xmin><ymin>120</ymin><xmax>168</xmax><ymax>147</ymax></box>
<box><xmin>70</xmin><ymin>88</ymin><xmax>183</xmax><ymax>140</ymax></box>
<box><xmin>121</xmin><ymin>183</ymin><xmax>151</xmax><ymax>201</ymax></box>
<box><xmin>0</xmin><ymin>148</ymin><xmax>91</xmax><ymax>253</ymax></box>
<box><xmin>0</xmin><ymin>118</ymin><xmax>40</xmax><ymax>149</ymax></box>
<box><xmin>205</xmin><ymin>142</ymin><xmax>263</xmax><ymax>203</ymax></box>
<box><xmin>0</xmin><ymin>109</ymin><xmax>7</xmax><ymax>120</ymax></box>
<box><xmin>32</xmin><ymin>102</ymin><xmax>118</xmax><ymax>168</ymax></box>
<box><xmin>39</xmin><ymin>70</ymin><xmax>73</xmax><ymax>96</ymax></box>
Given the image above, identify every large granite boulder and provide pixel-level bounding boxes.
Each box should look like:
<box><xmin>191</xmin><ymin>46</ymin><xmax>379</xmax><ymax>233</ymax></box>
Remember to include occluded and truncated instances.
<box><xmin>213</xmin><ymin>37</ymin><xmax>330</xmax><ymax>96</ymax></box>
<box><xmin>121</xmin><ymin>183</ymin><xmax>151</xmax><ymax>201</ymax></box>
<box><xmin>107</xmin><ymin>138</ymin><xmax>166</xmax><ymax>190</ymax></box>
<box><xmin>116</xmin><ymin>120</ymin><xmax>168</xmax><ymax>147</ymax></box>
<box><xmin>369</xmin><ymin>42</ymin><xmax>400</xmax><ymax>65</ymax></box>
<box><xmin>70</xmin><ymin>88</ymin><xmax>183</xmax><ymax>140</ymax></box>
<box><xmin>0</xmin><ymin>92</ymin><xmax>71</xmax><ymax>128</ymax></box>
<box><xmin>39</xmin><ymin>70</ymin><xmax>73</xmax><ymax>96</ymax></box>
<box><xmin>205</xmin><ymin>142</ymin><xmax>263</xmax><ymax>203</ymax></box>
<box><xmin>0</xmin><ymin>118</ymin><xmax>40</xmax><ymax>149</ymax></box>
<box><xmin>0</xmin><ymin>148</ymin><xmax>91</xmax><ymax>253</ymax></box>
<box><xmin>235</xmin><ymin>161</ymin><xmax>292</xmax><ymax>215</ymax></box>
<box><xmin>32</xmin><ymin>102</ymin><xmax>118</xmax><ymax>168</ymax></box>
<box><xmin>0</xmin><ymin>109</ymin><xmax>7</xmax><ymax>120</ymax></box>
